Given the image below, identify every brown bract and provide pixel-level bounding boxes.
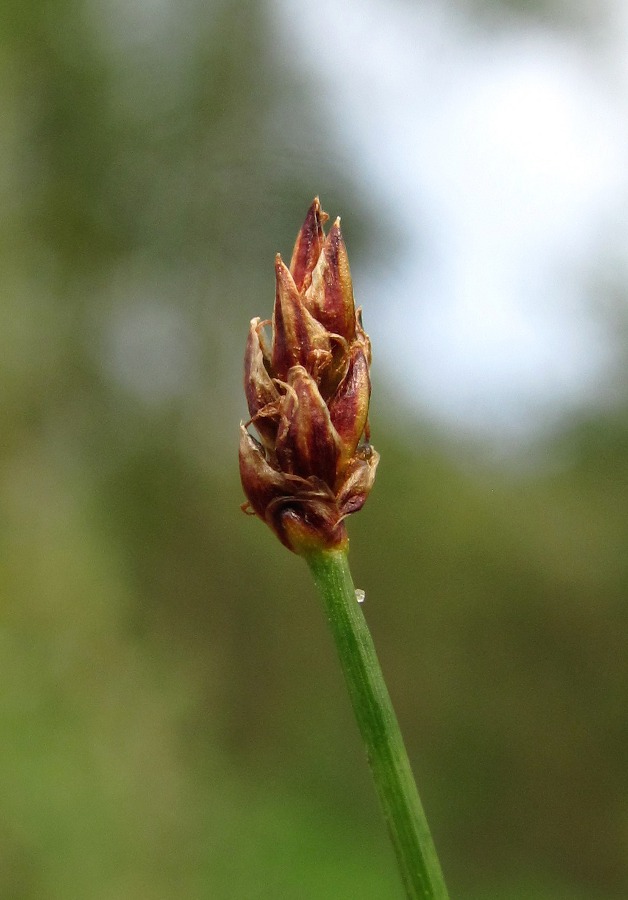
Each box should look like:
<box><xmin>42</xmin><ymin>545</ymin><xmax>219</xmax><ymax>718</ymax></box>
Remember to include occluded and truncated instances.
<box><xmin>239</xmin><ymin>198</ymin><xmax>379</xmax><ymax>554</ymax></box>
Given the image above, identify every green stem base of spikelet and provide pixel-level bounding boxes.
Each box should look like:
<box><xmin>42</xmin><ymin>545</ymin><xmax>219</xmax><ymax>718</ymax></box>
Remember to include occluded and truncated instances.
<box><xmin>305</xmin><ymin>549</ymin><xmax>449</xmax><ymax>900</ymax></box>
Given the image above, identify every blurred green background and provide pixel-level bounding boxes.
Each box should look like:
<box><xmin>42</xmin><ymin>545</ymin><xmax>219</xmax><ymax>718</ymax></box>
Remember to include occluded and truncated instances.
<box><xmin>1</xmin><ymin>0</ymin><xmax>627</xmax><ymax>897</ymax></box>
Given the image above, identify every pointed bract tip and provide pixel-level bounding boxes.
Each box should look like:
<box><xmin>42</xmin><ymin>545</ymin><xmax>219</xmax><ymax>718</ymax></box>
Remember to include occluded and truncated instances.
<box><xmin>290</xmin><ymin>198</ymin><xmax>329</xmax><ymax>292</ymax></box>
<box><xmin>274</xmin><ymin>254</ymin><xmax>298</xmax><ymax>292</ymax></box>
<box><xmin>309</xmin><ymin>195</ymin><xmax>328</xmax><ymax>223</ymax></box>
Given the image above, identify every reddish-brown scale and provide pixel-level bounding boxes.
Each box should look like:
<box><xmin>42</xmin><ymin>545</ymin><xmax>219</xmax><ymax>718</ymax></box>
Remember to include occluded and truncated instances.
<box><xmin>277</xmin><ymin>506</ymin><xmax>347</xmax><ymax>554</ymax></box>
<box><xmin>271</xmin><ymin>257</ymin><xmax>300</xmax><ymax>379</ymax></box>
<box><xmin>328</xmin><ymin>345</ymin><xmax>370</xmax><ymax>463</ymax></box>
<box><xmin>272</xmin><ymin>256</ymin><xmax>329</xmax><ymax>380</ymax></box>
<box><xmin>275</xmin><ymin>367</ymin><xmax>340</xmax><ymax>487</ymax></box>
<box><xmin>238</xmin><ymin>425</ymin><xmax>292</xmax><ymax>519</ymax></box>
<box><xmin>304</xmin><ymin>220</ymin><xmax>356</xmax><ymax>343</ymax></box>
<box><xmin>244</xmin><ymin>318</ymin><xmax>280</xmax><ymax>446</ymax></box>
<box><xmin>336</xmin><ymin>451</ymin><xmax>379</xmax><ymax>518</ymax></box>
<box><xmin>289</xmin><ymin>197</ymin><xmax>327</xmax><ymax>293</ymax></box>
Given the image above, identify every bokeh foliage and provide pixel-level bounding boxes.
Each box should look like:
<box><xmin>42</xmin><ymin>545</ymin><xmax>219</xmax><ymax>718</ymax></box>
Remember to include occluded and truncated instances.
<box><xmin>0</xmin><ymin>0</ymin><xmax>626</xmax><ymax>897</ymax></box>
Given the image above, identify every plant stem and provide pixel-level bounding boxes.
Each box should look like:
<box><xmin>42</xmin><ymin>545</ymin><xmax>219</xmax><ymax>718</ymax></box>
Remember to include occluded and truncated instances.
<box><xmin>305</xmin><ymin>548</ymin><xmax>449</xmax><ymax>900</ymax></box>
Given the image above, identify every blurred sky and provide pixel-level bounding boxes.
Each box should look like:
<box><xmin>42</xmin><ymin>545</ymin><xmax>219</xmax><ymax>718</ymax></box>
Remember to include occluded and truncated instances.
<box><xmin>276</xmin><ymin>0</ymin><xmax>628</xmax><ymax>445</ymax></box>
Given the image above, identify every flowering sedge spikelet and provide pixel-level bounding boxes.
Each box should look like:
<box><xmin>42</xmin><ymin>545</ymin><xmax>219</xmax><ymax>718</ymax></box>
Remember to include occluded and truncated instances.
<box><xmin>239</xmin><ymin>198</ymin><xmax>379</xmax><ymax>555</ymax></box>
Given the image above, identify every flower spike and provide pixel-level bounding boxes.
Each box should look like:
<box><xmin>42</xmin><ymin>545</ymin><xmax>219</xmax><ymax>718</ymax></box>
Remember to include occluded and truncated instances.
<box><xmin>240</xmin><ymin>199</ymin><xmax>378</xmax><ymax>554</ymax></box>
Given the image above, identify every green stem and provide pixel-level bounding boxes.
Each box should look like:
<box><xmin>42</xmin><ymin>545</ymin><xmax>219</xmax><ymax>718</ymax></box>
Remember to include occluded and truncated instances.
<box><xmin>305</xmin><ymin>548</ymin><xmax>449</xmax><ymax>900</ymax></box>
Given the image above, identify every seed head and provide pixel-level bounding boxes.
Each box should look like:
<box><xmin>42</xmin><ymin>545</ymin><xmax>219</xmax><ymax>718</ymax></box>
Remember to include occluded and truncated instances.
<box><xmin>239</xmin><ymin>198</ymin><xmax>379</xmax><ymax>554</ymax></box>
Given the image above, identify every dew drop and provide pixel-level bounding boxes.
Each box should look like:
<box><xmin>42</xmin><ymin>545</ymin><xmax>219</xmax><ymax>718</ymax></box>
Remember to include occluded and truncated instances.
<box><xmin>355</xmin><ymin>589</ymin><xmax>365</xmax><ymax>604</ymax></box>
